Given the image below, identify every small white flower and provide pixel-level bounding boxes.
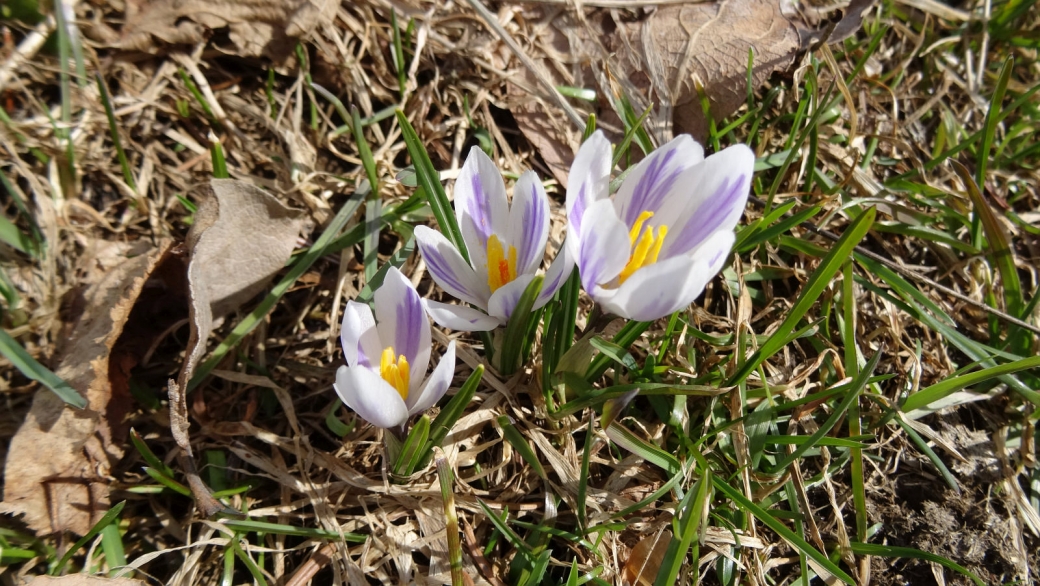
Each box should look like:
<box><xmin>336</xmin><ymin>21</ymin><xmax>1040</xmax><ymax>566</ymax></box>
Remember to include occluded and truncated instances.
<box><xmin>334</xmin><ymin>267</ymin><xmax>456</xmax><ymax>429</ymax></box>
<box><xmin>414</xmin><ymin>147</ymin><xmax>573</xmax><ymax>331</ymax></box>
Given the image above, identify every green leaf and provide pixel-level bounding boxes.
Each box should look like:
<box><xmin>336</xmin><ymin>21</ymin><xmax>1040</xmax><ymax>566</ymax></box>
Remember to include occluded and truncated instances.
<box><xmin>498</xmin><ymin>276</ymin><xmax>543</xmax><ymax>375</ymax></box>
<box><xmin>420</xmin><ymin>365</ymin><xmax>483</xmax><ymax>467</ymax></box>
<box><xmin>605</xmin><ymin>422</ymin><xmax>679</xmax><ymax>475</ymax></box>
<box><xmin>848</xmin><ymin>542</ymin><xmax>983</xmax><ymax>585</ymax></box>
<box><xmin>395</xmin><ymin>110</ymin><xmax>469</xmax><ymax>263</ymax></box>
<box><xmin>728</xmin><ymin>207</ymin><xmax>876</xmax><ymax>386</ymax></box>
<box><xmin>394</xmin><ymin>414</ymin><xmax>431</xmax><ymax>477</ymax></box>
<box><xmin>713</xmin><ymin>479</ymin><xmax>855</xmax><ymax>585</ymax></box>
<box><xmin>902</xmin><ymin>355</ymin><xmax>1040</xmax><ymax>413</ymax></box>
<box><xmin>766</xmin><ymin>349</ymin><xmax>880</xmax><ymax>473</ymax></box>
<box><xmin>53</xmin><ymin>501</ymin><xmax>126</xmax><ymax>574</ymax></box>
<box><xmin>0</xmin><ymin>328</ymin><xmax>85</xmax><ymax>409</ymax></box>
<box><xmin>498</xmin><ymin>415</ymin><xmax>546</xmax><ymax>480</ymax></box>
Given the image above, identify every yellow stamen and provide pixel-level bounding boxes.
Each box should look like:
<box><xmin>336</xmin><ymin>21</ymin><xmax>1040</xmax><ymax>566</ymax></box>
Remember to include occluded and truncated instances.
<box><xmin>629</xmin><ymin>211</ymin><xmax>654</xmax><ymax>248</ymax></box>
<box><xmin>486</xmin><ymin>234</ymin><xmax>518</xmax><ymax>293</ymax></box>
<box><xmin>379</xmin><ymin>346</ymin><xmax>410</xmax><ymax>400</ymax></box>
<box><xmin>618</xmin><ymin>213</ymin><xmax>668</xmax><ymax>284</ymax></box>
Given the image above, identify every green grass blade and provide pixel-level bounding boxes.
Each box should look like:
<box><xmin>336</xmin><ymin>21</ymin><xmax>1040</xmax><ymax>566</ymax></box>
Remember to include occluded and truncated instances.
<box><xmin>712</xmin><ymin>479</ymin><xmax>855</xmax><ymax>585</ymax></box>
<box><xmin>395</xmin><ymin>110</ymin><xmax>469</xmax><ymax>262</ymax></box>
<box><xmin>393</xmin><ymin>414</ymin><xmax>430</xmax><ymax>476</ymax></box>
<box><xmin>498</xmin><ymin>276</ymin><xmax>543</xmax><ymax>375</ymax></box>
<box><xmin>728</xmin><ymin>207</ymin><xmax>876</xmax><ymax>386</ymax></box>
<box><xmin>421</xmin><ymin>365</ymin><xmax>483</xmax><ymax>467</ymax></box>
<box><xmin>902</xmin><ymin>355</ymin><xmax>1040</xmax><ymax>412</ymax></box>
<box><xmin>220</xmin><ymin>519</ymin><xmax>366</xmax><ymax>542</ymax></box>
<box><xmin>498</xmin><ymin>415</ymin><xmax>546</xmax><ymax>480</ymax></box>
<box><xmin>52</xmin><ymin>501</ymin><xmax>126</xmax><ymax>574</ymax></box>
<box><xmin>0</xmin><ymin>328</ymin><xmax>86</xmax><ymax>409</ymax></box>
<box><xmin>848</xmin><ymin>542</ymin><xmax>983</xmax><ymax>585</ymax></box>
<box><xmin>95</xmin><ymin>74</ymin><xmax>136</xmax><ymax>192</ymax></box>
<box><xmin>767</xmin><ymin>349</ymin><xmax>880</xmax><ymax>473</ymax></box>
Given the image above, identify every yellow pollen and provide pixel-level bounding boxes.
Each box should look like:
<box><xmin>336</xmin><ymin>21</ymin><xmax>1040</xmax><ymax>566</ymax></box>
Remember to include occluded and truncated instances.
<box><xmin>486</xmin><ymin>234</ymin><xmax>518</xmax><ymax>293</ymax></box>
<box><xmin>379</xmin><ymin>346</ymin><xmax>410</xmax><ymax>401</ymax></box>
<box><xmin>618</xmin><ymin>212</ymin><xmax>668</xmax><ymax>284</ymax></box>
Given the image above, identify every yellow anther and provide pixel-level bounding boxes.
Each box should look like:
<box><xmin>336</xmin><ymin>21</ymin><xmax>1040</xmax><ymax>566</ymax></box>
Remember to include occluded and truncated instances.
<box><xmin>379</xmin><ymin>346</ymin><xmax>411</xmax><ymax>400</ymax></box>
<box><xmin>629</xmin><ymin>211</ymin><xmax>655</xmax><ymax>248</ymax></box>
<box><xmin>618</xmin><ymin>215</ymin><xmax>668</xmax><ymax>284</ymax></box>
<box><xmin>486</xmin><ymin>234</ymin><xmax>518</xmax><ymax>293</ymax></box>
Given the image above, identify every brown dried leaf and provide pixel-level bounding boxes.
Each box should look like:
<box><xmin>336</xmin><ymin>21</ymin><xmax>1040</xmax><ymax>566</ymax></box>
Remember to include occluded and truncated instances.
<box><xmin>118</xmin><ymin>0</ymin><xmax>337</xmax><ymax>59</ymax></box>
<box><xmin>171</xmin><ymin>178</ymin><xmax>304</xmax><ymax>516</ymax></box>
<box><xmin>0</xmin><ymin>241</ymin><xmax>179</xmax><ymax>535</ymax></box>
<box><xmin>504</xmin><ymin>0</ymin><xmax>873</xmax><ymax>171</ymax></box>
<box><xmin>637</xmin><ymin>0</ymin><xmax>801</xmax><ymax>140</ymax></box>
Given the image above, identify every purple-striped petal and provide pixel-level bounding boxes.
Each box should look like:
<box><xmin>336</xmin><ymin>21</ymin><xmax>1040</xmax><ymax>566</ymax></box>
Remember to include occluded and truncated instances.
<box><xmin>613</xmin><ymin>135</ymin><xmax>704</xmax><ymax>226</ymax></box>
<box><xmin>506</xmin><ymin>171</ymin><xmax>550</xmax><ymax>275</ymax></box>
<box><xmin>575</xmin><ymin>199</ymin><xmax>630</xmax><ymax>293</ymax></box>
<box><xmin>534</xmin><ymin>239</ymin><xmax>574</xmax><ymax>309</ymax></box>
<box><xmin>407</xmin><ymin>340</ymin><xmax>456</xmax><ymax>415</ymax></box>
<box><xmin>340</xmin><ymin>301</ymin><xmax>382</xmax><ymax>369</ymax></box>
<box><xmin>415</xmin><ymin>225</ymin><xmax>490</xmax><ymax>307</ymax></box>
<box><xmin>659</xmin><ymin>144</ymin><xmax>754</xmax><ymax>259</ymax></box>
<box><xmin>455</xmin><ymin>146</ymin><xmax>509</xmax><ymax>270</ymax></box>
<box><xmin>596</xmin><ymin>231</ymin><xmax>734</xmax><ymax>321</ymax></box>
<box><xmin>374</xmin><ymin>267</ymin><xmax>431</xmax><ymax>392</ymax></box>
<box><xmin>424</xmin><ymin>300</ymin><xmax>503</xmax><ymax>331</ymax></box>
<box><xmin>565</xmin><ymin>131</ymin><xmax>612</xmax><ymax>263</ymax></box>
<box><xmin>487</xmin><ymin>273</ymin><xmax>536</xmax><ymax>322</ymax></box>
<box><xmin>334</xmin><ymin>365</ymin><xmax>410</xmax><ymax>429</ymax></box>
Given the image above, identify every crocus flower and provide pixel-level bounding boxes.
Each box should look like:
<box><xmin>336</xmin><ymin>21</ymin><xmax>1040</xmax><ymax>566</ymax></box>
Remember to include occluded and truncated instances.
<box><xmin>334</xmin><ymin>267</ymin><xmax>456</xmax><ymax>430</ymax></box>
<box><xmin>566</xmin><ymin>131</ymin><xmax>754</xmax><ymax>321</ymax></box>
<box><xmin>414</xmin><ymin>146</ymin><xmax>573</xmax><ymax>331</ymax></box>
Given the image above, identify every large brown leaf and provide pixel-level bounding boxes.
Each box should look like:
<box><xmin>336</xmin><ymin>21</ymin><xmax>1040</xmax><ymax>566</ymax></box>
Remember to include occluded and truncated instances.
<box><xmin>500</xmin><ymin>0</ymin><xmax>873</xmax><ymax>181</ymax></box>
<box><xmin>0</xmin><ymin>241</ymin><xmax>182</xmax><ymax>535</ymax></box>
<box><xmin>118</xmin><ymin>0</ymin><xmax>337</xmax><ymax>59</ymax></box>
<box><xmin>169</xmin><ymin>178</ymin><xmax>305</xmax><ymax>516</ymax></box>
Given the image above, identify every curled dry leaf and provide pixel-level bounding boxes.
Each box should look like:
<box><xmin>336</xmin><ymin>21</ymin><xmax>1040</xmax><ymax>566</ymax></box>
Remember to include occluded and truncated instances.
<box><xmin>499</xmin><ymin>0</ymin><xmax>874</xmax><ymax>176</ymax></box>
<box><xmin>1</xmin><ymin>241</ymin><xmax>185</xmax><ymax>535</ymax></box>
<box><xmin>171</xmin><ymin>178</ymin><xmax>304</xmax><ymax>516</ymax></box>
<box><xmin>118</xmin><ymin>0</ymin><xmax>337</xmax><ymax>59</ymax></box>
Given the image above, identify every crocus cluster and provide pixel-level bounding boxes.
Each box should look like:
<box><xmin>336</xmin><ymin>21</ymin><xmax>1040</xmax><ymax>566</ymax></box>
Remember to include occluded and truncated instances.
<box><xmin>335</xmin><ymin>131</ymin><xmax>753</xmax><ymax>430</ymax></box>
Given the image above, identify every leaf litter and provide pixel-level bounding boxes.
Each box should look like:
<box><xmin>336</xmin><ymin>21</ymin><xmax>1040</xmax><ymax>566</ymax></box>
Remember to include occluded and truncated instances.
<box><xmin>0</xmin><ymin>0</ymin><xmax>1038</xmax><ymax>584</ymax></box>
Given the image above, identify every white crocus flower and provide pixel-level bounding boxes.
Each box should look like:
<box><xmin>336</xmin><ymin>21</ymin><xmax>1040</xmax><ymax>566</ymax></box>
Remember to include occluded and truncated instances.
<box><xmin>414</xmin><ymin>147</ymin><xmax>574</xmax><ymax>332</ymax></box>
<box><xmin>334</xmin><ymin>267</ymin><xmax>456</xmax><ymax>430</ymax></box>
<box><xmin>566</xmin><ymin>130</ymin><xmax>754</xmax><ymax>321</ymax></box>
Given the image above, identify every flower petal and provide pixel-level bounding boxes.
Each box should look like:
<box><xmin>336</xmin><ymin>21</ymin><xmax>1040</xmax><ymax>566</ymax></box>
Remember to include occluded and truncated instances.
<box><xmin>340</xmin><ymin>301</ymin><xmax>382</xmax><ymax>368</ymax></box>
<box><xmin>565</xmin><ymin>131</ymin><xmax>612</xmax><ymax>263</ymax></box>
<box><xmin>487</xmin><ymin>273</ymin><xmax>536</xmax><ymax>322</ymax></box>
<box><xmin>597</xmin><ymin>230</ymin><xmax>734</xmax><ymax>321</ymax></box>
<box><xmin>576</xmin><ymin>199</ymin><xmax>631</xmax><ymax>293</ymax></box>
<box><xmin>374</xmin><ymin>267</ymin><xmax>431</xmax><ymax>391</ymax></box>
<box><xmin>613</xmin><ymin>135</ymin><xmax>704</xmax><ymax>226</ymax></box>
<box><xmin>660</xmin><ymin>144</ymin><xmax>754</xmax><ymax>259</ymax></box>
<box><xmin>506</xmin><ymin>171</ymin><xmax>550</xmax><ymax>275</ymax></box>
<box><xmin>424</xmin><ymin>300</ymin><xmax>503</xmax><ymax>331</ymax></box>
<box><xmin>534</xmin><ymin>238</ymin><xmax>574</xmax><ymax>309</ymax></box>
<box><xmin>415</xmin><ymin>225</ymin><xmax>489</xmax><ymax>307</ymax></box>
<box><xmin>455</xmin><ymin>146</ymin><xmax>509</xmax><ymax>270</ymax></box>
<box><xmin>407</xmin><ymin>340</ymin><xmax>456</xmax><ymax>415</ymax></box>
<box><xmin>334</xmin><ymin>365</ymin><xmax>410</xmax><ymax>429</ymax></box>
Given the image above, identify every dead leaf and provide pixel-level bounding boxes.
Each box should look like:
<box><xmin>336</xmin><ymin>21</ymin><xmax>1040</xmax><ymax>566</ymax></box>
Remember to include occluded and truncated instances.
<box><xmin>171</xmin><ymin>178</ymin><xmax>304</xmax><ymax>516</ymax></box>
<box><xmin>26</xmin><ymin>577</ymin><xmax>147</xmax><ymax>586</ymax></box>
<box><xmin>502</xmin><ymin>0</ymin><xmax>874</xmax><ymax>173</ymax></box>
<box><xmin>1</xmin><ymin>241</ymin><xmax>182</xmax><ymax>535</ymax></box>
<box><xmin>636</xmin><ymin>0</ymin><xmax>801</xmax><ymax>141</ymax></box>
<box><xmin>118</xmin><ymin>0</ymin><xmax>337</xmax><ymax>59</ymax></box>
